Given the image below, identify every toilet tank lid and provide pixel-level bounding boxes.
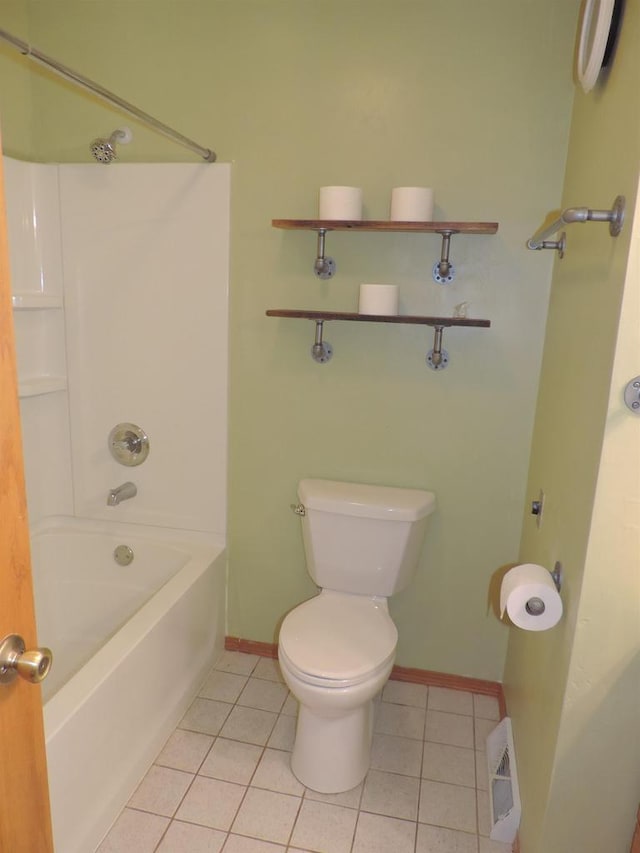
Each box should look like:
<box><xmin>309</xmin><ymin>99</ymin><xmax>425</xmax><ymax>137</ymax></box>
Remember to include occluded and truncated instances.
<box><xmin>298</xmin><ymin>479</ymin><xmax>436</xmax><ymax>521</ymax></box>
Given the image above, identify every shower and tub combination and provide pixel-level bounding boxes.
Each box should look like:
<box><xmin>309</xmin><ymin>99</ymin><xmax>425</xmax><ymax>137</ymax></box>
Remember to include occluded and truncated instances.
<box><xmin>4</xmin><ymin>131</ymin><xmax>229</xmax><ymax>850</ymax></box>
<box><xmin>37</xmin><ymin>516</ymin><xmax>225</xmax><ymax>853</ymax></box>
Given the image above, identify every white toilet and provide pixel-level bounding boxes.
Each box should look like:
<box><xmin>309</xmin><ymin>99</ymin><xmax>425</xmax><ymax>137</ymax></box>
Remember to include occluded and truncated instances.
<box><xmin>278</xmin><ymin>478</ymin><xmax>435</xmax><ymax>793</ymax></box>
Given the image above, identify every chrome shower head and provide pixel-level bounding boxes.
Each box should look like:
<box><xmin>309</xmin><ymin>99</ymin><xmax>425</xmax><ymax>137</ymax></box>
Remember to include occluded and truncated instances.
<box><xmin>89</xmin><ymin>127</ymin><xmax>133</xmax><ymax>164</ymax></box>
<box><xmin>90</xmin><ymin>136</ymin><xmax>117</xmax><ymax>163</ymax></box>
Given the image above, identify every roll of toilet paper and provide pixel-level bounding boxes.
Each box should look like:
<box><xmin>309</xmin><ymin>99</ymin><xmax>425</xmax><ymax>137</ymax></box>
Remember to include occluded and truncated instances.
<box><xmin>500</xmin><ymin>563</ymin><xmax>563</xmax><ymax>632</ymax></box>
<box><xmin>390</xmin><ymin>187</ymin><xmax>434</xmax><ymax>221</ymax></box>
<box><xmin>319</xmin><ymin>186</ymin><xmax>363</xmax><ymax>220</ymax></box>
<box><xmin>359</xmin><ymin>283</ymin><xmax>399</xmax><ymax>316</ymax></box>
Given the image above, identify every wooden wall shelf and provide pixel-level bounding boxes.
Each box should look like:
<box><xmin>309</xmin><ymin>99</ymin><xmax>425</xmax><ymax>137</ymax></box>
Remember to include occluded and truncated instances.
<box><xmin>270</xmin><ymin>217</ymin><xmax>497</xmax><ymax>368</ymax></box>
<box><xmin>272</xmin><ymin>219</ymin><xmax>498</xmax><ymax>234</ymax></box>
<box><xmin>266</xmin><ymin>309</ymin><xmax>490</xmax><ymax>370</ymax></box>
<box><xmin>266</xmin><ymin>309</ymin><xmax>490</xmax><ymax>328</ymax></box>
<box><xmin>272</xmin><ymin>219</ymin><xmax>498</xmax><ymax>283</ymax></box>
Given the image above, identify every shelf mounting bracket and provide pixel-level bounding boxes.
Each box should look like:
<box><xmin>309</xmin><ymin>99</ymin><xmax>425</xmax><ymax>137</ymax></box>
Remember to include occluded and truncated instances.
<box><xmin>426</xmin><ymin>325</ymin><xmax>449</xmax><ymax>370</ymax></box>
<box><xmin>310</xmin><ymin>320</ymin><xmax>333</xmax><ymax>363</ymax></box>
<box><xmin>313</xmin><ymin>229</ymin><xmax>336</xmax><ymax>279</ymax></box>
<box><xmin>432</xmin><ymin>230</ymin><xmax>458</xmax><ymax>284</ymax></box>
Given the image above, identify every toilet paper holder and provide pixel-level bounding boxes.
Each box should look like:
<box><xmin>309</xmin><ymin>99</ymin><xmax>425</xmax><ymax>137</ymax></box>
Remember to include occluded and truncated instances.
<box><xmin>525</xmin><ymin>562</ymin><xmax>562</xmax><ymax>616</ymax></box>
<box><xmin>549</xmin><ymin>561</ymin><xmax>562</xmax><ymax>592</ymax></box>
<box><xmin>525</xmin><ymin>561</ymin><xmax>562</xmax><ymax>616</ymax></box>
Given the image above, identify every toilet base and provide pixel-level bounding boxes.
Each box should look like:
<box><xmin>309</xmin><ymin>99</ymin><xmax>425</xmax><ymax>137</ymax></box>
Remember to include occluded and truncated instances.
<box><xmin>290</xmin><ymin>700</ymin><xmax>374</xmax><ymax>793</ymax></box>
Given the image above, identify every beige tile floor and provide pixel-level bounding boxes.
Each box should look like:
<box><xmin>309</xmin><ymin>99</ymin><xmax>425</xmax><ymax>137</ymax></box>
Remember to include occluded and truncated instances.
<box><xmin>97</xmin><ymin>650</ymin><xmax>512</xmax><ymax>853</ymax></box>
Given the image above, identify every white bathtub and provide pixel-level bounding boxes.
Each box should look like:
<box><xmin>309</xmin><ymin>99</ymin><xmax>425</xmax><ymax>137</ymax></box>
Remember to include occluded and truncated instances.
<box><xmin>33</xmin><ymin>516</ymin><xmax>226</xmax><ymax>853</ymax></box>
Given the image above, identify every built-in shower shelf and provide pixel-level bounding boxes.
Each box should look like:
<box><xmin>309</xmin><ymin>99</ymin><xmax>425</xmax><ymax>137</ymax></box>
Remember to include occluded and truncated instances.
<box><xmin>19</xmin><ymin>376</ymin><xmax>67</xmax><ymax>398</ymax></box>
<box><xmin>12</xmin><ymin>294</ymin><xmax>63</xmax><ymax>310</ymax></box>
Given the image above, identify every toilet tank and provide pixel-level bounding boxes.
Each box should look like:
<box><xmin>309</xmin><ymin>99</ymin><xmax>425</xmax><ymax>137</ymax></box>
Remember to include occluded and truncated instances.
<box><xmin>298</xmin><ymin>479</ymin><xmax>436</xmax><ymax>597</ymax></box>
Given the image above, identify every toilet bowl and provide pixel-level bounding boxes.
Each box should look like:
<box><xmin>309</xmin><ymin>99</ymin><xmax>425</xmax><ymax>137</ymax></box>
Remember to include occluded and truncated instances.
<box><xmin>278</xmin><ymin>479</ymin><xmax>435</xmax><ymax>793</ymax></box>
<box><xmin>279</xmin><ymin>590</ymin><xmax>397</xmax><ymax>793</ymax></box>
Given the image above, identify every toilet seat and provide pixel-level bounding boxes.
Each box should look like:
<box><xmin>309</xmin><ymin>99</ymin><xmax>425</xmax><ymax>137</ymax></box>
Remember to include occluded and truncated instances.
<box><xmin>279</xmin><ymin>591</ymin><xmax>397</xmax><ymax>688</ymax></box>
<box><xmin>279</xmin><ymin>644</ymin><xmax>395</xmax><ymax>690</ymax></box>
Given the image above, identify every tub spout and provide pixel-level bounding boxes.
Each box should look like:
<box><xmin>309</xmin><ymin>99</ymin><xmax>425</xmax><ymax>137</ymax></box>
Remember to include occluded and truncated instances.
<box><xmin>107</xmin><ymin>481</ymin><xmax>137</xmax><ymax>506</ymax></box>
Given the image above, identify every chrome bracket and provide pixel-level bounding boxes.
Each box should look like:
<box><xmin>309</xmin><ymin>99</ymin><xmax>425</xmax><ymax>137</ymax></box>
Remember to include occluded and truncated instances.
<box><xmin>538</xmin><ymin>232</ymin><xmax>566</xmax><ymax>259</ymax></box>
<box><xmin>531</xmin><ymin>489</ymin><xmax>545</xmax><ymax>528</ymax></box>
<box><xmin>624</xmin><ymin>376</ymin><xmax>640</xmax><ymax>412</ymax></box>
<box><xmin>426</xmin><ymin>325</ymin><xmax>449</xmax><ymax>370</ymax></box>
<box><xmin>527</xmin><ymin>196</ymin><xmax>625</xmax><ymax>257</ymax></box>
<box><xmin>432</xmin><ymin>230</ymin><xmax>458</xmax><ymax>283</ymax></box>
<box><xmin>310</xmin><ymin>320</ymin><xmax>333</xmax><ymax>363</ymax></box>
<box><xmin>608</xmin><ymin>195</ymin><xmax>625</xmax><ymax>237</ymax></box>
<box><xmin>313</xmin><ymin>229</ymin><xmax>336</xmax><ymax>279</ymax></box>
<box><xmin>550</xmin><ymin>561</ymin><xmax>562</xmax><ymax>592</ymax></box>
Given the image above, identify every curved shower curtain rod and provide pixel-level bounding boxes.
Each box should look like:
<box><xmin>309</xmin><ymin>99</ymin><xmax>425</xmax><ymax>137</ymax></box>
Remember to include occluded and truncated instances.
<box><xmin>0</xmin><ymin>27</ymin><xmax>216</xmax><ymax>163</ymax></box>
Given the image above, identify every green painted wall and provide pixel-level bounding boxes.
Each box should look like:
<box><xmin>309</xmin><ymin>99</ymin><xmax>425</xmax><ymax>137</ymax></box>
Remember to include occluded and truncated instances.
<box><xmin>0</xmin><ymin>1</ymin><xmax>579</xmax><ymax>680</ymax></box>
<box><xmin>0</xmin><ymin>1</ymin><xmax>33</xmax><ymax>158</ymax></box>
<box><xmin>503</xmin><ymin>1</ymin><xmax>640</xmax><ymax>849</ymax></box>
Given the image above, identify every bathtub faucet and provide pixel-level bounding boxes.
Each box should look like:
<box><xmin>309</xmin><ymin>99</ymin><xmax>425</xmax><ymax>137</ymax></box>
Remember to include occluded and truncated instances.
<box><xmin>107</xmin><ymin>481</ymin><xmax>137</xmax><ymax>506</ymax></box>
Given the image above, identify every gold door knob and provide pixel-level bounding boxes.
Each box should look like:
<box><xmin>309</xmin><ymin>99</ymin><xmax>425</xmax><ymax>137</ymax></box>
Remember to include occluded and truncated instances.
<box><xmin>0</xmin><ymin>634</ymin><xmax>53</xmax><ymax>685</ymax></box>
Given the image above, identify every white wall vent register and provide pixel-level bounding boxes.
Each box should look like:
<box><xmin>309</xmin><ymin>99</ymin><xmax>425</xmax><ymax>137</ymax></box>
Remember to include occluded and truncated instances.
<box><xmin>486</xmin><ymin>716</ymin><xmax>522</xmax><ymax>844</ymax></box>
